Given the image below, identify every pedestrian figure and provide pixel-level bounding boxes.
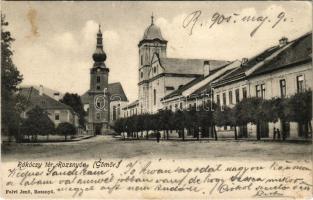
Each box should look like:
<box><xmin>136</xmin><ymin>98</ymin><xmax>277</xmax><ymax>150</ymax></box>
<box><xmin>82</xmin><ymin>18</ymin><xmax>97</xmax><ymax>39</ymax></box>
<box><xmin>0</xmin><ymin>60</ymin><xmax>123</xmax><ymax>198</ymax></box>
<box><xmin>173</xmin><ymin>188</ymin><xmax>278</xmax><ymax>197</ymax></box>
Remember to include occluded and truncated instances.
<box><xmin>156</xmin><ymin>131</ymin><xmax>161</xmax><ymax>143</ymax></box>
<box><xmin>282</xmin><ymin>130</ymin><xmax>286</xmax><ymax>141</ymax></box>
<box><xmin>277</xmin><ymin>128</ymin><xmax>281</xmax><ymax>140</ymax></box>
<box><xmin>273</xmin><ymin>127</ymin><xmax>277</xmax><ymax>140</ymax></box>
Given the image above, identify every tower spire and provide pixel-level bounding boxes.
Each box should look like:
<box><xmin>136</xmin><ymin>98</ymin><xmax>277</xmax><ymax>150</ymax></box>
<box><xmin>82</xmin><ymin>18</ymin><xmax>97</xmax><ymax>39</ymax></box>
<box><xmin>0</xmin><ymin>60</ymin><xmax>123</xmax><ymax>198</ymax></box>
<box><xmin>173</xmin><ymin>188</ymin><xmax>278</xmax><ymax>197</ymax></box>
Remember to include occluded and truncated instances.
<box><xmin>151</xmin><ymin>13</ymin><xmax>154</xmax><ymax>25</ymax></box>
<box><xmin>92</xmin><ymin>23</ymin><xmax>106</xmax><ymax>65</ymax></box>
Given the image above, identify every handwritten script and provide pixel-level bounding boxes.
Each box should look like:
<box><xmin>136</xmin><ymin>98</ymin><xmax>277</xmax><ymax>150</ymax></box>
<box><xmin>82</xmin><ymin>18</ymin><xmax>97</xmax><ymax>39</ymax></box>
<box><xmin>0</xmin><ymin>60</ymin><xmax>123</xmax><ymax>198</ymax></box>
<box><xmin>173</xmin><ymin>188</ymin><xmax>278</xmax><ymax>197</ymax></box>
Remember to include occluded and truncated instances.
<box><xmin>182</xmin><ymin>10</ymin><xmax>293</xmax><ymax>37</ymax></box>
<box><xmin>2</xmin><ymin>159</ymin><xmax>312</xmax><ymax>199</ymax></box>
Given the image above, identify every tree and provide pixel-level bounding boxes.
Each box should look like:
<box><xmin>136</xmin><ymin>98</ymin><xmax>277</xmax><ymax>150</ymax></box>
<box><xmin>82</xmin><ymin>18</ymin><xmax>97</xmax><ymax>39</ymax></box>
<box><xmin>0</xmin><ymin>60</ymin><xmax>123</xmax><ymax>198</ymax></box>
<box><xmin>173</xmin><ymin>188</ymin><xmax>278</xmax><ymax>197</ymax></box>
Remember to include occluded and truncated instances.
<box><xmin>234</xmin><ymin>97</ymin><xmax>265</xmax><ymax>140</ymax></box>
<box><xmin>1</xmin><ymin>14</ymin><xmax>23</xmax><ymax>141</ymax></box>
<box><xmin>56</xmin><ymin>122</ymin><xmax>76</xmax><ymax>141</ymax></box>
<box><xmin>197</xmin><ymin>102</ymin><xmax>214</xmax><ymax>138</ymax></box>
<box><xmin>159</xmin><ymin>109</ymin><xmax>173</xmax><ymax>140</ymax></box>
<box><xmin>20</xmin><ymin>106</ymin><xmax>55</xmax><ymax>142</ymax></box>
<box><xmin>286</xmin><ymin>90</ymin><xmax>312</xmax><ymax>138</ymax></box>
<box><xmin>214</xmin><ymin>105</ymin><xmax>239</xmax><ymax>140</ymax></box>
<box><xmin>173</xmin><ymin>110</ymin><xmax>185</xmax><ymax>140</ymax></box>
<box><xmin>60</xmin><ymin>93</ymin><xmax>86</xmax><ymax>128</ymax></box>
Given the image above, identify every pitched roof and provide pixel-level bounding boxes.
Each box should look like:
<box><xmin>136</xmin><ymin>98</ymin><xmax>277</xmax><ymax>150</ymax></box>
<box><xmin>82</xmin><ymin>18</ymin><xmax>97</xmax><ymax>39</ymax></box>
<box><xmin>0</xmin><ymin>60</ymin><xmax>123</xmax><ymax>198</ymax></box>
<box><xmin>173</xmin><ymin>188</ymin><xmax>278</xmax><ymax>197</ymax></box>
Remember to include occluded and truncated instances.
<box><xmin>107</xmin><ymin>82</ymin><xmax>128</xmax><ymax>102</ymax></box>
<box><xmin>212</xmin><ymin>32</ymin><xmax>312</xmax><ymax>88</ymax></box>
<box><xmin>191</xmin><ymin>67</ymin><xmax>239</xmax><ymax>96</ymax></box>
<box><xmin>250</xmin><ymin>32</ymin><xmax>312</xmax><ymax>76</ymax></box>
<box><xmin>20</xmin><ymin>84</ymin><xmax>64</xmax><ymax>99</ymax></box>
<box><xmin>81</xmin><ymin>82</ymin><xmax>128</xmax><ymax>104</ymax></box>
<box><xmin>211</xmin><ymin>41</ymin><xmax>290</xmax><ymax>88</ymax></box>
<box><xmin>122</xmin><ymin>100</ymin><xmax>139</xmax><ymax>110</ymax></box>
<box><xmin>19</xmin><ymin>87</ymin><xmax>74</xmax><ymax>112</ymax></box>
<box><xmin>161</xmin><ymin>60</ymin><xmax>241</xmax><ymax>101</ymax></box>
<box><xmin>159</xmin><ymin>58</ymin><xmax>229</xmax><ymax>75</ymax></box>
<box><xmin>162</xmin><ymin>76</ymin><xmax>205</xmax><ymax>100</ymax></box>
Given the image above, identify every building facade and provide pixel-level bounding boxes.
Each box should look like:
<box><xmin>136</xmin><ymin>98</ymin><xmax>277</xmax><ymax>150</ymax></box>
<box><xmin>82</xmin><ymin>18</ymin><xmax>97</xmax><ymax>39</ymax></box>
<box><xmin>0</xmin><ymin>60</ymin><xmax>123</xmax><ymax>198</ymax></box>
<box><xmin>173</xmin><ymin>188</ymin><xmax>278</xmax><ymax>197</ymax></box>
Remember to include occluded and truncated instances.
<box><xmin>19</xmin><ymin>86</ymin><xmax>79</xmax><ymax>128</ymax></box>
<box><xmin>211</xmin><ymin>33</ymin><xmax>312</xmax><ymax>138</ymax></box>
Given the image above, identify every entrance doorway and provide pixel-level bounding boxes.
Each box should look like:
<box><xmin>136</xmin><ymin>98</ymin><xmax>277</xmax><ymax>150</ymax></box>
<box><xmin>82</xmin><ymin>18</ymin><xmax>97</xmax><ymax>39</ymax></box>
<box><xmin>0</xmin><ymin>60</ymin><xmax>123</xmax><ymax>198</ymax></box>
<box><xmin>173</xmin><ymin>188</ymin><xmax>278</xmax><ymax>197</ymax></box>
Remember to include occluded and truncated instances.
<box><xmin>95</xmin><ymin>124</ymin><xmax>102</xmax><ymax>135</ymax></box>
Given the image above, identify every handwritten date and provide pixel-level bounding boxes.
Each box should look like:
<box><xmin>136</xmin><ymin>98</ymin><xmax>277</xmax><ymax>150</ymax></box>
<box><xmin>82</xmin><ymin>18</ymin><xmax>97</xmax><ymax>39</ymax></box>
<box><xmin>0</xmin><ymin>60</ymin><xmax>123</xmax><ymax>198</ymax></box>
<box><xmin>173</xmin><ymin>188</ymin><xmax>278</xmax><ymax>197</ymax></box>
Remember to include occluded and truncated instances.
<box><xmin>183</xmin><ymin>10</ymin><xmax>292</xmax><ymax>37</ymax></box>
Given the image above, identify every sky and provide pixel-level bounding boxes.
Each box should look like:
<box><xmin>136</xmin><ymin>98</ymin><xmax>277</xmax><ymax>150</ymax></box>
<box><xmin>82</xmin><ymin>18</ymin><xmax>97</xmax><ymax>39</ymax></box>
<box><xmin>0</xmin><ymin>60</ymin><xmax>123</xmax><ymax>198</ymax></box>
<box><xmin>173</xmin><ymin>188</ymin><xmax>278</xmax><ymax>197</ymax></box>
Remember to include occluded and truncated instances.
<box><xmin>3</xmin><ymin>1</ymin><xmax>312</xmax><ymax>102</ymax></box>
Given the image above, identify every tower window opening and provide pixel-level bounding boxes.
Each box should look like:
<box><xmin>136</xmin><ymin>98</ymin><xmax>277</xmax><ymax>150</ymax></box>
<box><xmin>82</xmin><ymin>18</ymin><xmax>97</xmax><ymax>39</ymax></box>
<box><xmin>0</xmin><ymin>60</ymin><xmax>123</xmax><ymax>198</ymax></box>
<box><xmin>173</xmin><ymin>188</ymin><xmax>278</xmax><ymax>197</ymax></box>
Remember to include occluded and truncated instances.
<box><xmin>96</xmin><ymin>76</ymin><xmax>101</xmax><ymax>83</ymax></box>
<box><xmin>96</xmin><ymin>85</ymin><xmax>101</xmax><ymax>90</ymax></box>
<box><xmin>153</xmin><ymin>89</ymin><xmax>156</xmax><ymax>105</ymax></box>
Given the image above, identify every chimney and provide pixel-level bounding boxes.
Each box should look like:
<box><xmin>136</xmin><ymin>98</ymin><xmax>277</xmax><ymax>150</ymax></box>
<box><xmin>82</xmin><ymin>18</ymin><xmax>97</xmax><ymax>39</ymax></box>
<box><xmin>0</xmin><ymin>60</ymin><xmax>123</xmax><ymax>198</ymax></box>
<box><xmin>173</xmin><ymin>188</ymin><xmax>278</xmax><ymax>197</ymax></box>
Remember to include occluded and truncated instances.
<box><xmin>279</xmin><ymin>37</ymin><xmax>288</xmax><ymax>47</ymax></box>
<box><xmin>39</xmin><ymin>85</ymin><xmax>43</xmax><ymax>96</ymax></box>
<box><xmin>53</xmin><ymin>92</ymin><xmax>60</xmax><ymax>101</ymax></box>
<box><xmin>241</xmin><ymin>58</ymin><xmax>248</xmax><ymax>66</ymax></box>
<box><xmin>203</xmin><ymin>60</ymin><xmax>210</xmax><ymax>77</ymax></box>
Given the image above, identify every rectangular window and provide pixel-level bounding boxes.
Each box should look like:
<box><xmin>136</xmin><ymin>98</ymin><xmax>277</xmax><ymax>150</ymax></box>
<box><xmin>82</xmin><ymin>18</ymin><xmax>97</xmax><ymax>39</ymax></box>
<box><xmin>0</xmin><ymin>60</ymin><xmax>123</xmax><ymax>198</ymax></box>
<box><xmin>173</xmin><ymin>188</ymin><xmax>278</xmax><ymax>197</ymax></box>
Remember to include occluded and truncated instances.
<box><xmin>96</xmin><ymin>76</ymin><xmax>100</xmax><ymax>83</ymax></box>
<box><xmin>141</xmin><ymin>55</ymin><xmax>143</xmax><ymax>65</ymax></box>
<box><xmin>280</xmin><ymin>79</ymin><xmax>286</xmax><ymax>98</ymax></box>
<box><xmin>165</xmin><ymin>86</ymin><xmax>174</xmax><ymax>90</ymax></box>
<box><xmin>55</xmin><ymin>113</ymin><xmax>60</xmax><ymax>121</ymax></box>
<box><xmin>216</xmin><ymin>94</ymin><xmax>220</xmax><ymax>106</ymax></box>
<box><xmin>256</xmin><ymin>85</ymin><xmax>261</xmax><ymax>98</ymax></box>
<box><xmin>229</xmin><ymin>91</ymin><xmax>233</xmax><ymax>104</ymax></box>
<box><xmin>96</xmin><ymin>113</ymin><xmax>101</xmax><ymax>120</ymax></box>
<box><xmin>235</xmin><ymin>89</ymin><xmax>240</xmax><ymax>103</ymax></box>
<box><xmin>297</xmin><ymin>75</ymin><xmax>304</xmax><ymax>93</ymax></box>
<box><xmin>242</xmin><ymin>87</ymin><xmax>247</xmax><ymax>99</ymax></box>
<box><xmin>222</xmin><ymin>93</ymin><xmax>226</xmax><ymax>105</ymax></box>
<box><xmin>261</xmin><ymin>84</ymin><xmax>266</xmax><ymax>99</ymax></box>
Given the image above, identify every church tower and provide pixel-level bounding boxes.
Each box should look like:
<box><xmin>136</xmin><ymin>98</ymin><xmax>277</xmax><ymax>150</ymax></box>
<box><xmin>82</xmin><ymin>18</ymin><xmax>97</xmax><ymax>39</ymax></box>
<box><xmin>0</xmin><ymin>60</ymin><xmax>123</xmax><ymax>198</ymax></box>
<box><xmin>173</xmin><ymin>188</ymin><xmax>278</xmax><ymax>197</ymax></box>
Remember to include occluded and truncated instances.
<box><xmin>87</xmin><ymin>25</ymin><xmax>110</xmax><ymax>135</ymax></box>
<box><xmin>138</xmin><ymin>15</ymin><xmax>167</xmax><ymax>114</ymax></box>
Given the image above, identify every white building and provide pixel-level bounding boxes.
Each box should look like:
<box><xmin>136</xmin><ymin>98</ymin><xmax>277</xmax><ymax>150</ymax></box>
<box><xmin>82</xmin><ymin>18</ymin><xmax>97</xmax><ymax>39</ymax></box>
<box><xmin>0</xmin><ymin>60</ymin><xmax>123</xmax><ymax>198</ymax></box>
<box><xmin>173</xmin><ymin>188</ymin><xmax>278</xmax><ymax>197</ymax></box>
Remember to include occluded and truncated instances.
<box><xmin>211</xmin><ymin>32</ymin><xmax>312</xmax><ymax>139</ymax></box>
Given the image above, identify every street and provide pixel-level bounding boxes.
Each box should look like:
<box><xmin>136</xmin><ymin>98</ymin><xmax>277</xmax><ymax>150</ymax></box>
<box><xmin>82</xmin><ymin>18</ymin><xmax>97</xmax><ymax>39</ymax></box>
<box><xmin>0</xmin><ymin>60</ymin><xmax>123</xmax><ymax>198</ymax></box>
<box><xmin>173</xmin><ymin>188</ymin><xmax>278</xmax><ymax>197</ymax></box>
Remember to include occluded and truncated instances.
<box><xmin>2</xmin><ymin>136</ymin><xmax>311</xmax><ymax>161</ymax></box>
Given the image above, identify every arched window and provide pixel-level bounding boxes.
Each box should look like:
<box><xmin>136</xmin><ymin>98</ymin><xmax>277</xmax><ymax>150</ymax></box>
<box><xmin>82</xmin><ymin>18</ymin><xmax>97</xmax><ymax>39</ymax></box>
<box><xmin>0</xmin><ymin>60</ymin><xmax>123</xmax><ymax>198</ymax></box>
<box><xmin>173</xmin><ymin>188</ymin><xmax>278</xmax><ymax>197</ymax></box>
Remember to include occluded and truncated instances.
<box><xmin>153</xmin><ymin>89</ymin><xmax>156</xmax><ymax>105</ymax></box>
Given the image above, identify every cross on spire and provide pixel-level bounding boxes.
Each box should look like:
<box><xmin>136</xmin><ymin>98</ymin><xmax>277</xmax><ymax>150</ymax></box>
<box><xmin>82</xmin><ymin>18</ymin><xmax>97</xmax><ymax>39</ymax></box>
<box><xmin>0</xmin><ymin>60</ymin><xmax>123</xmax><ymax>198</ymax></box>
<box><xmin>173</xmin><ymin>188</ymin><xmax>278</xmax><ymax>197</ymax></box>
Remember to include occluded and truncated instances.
<box><xmin>151</xmin><ymin>13</ymin><xmax>154</xmax><ymax>25</ymax></box>
<box><xmin>98</xmin><ymin>24</ymin><xmax>102</xmax><ymax>33</ymax></box>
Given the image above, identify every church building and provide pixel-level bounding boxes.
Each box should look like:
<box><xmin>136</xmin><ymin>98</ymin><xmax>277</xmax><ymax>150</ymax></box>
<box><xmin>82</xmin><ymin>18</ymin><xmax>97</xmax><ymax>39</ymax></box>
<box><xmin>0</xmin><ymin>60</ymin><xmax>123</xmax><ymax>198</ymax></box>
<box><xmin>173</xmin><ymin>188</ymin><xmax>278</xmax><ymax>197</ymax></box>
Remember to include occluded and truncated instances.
<box><xmin>126</xmin><ymin>15</ymin><xmax>228</xmax><ymax>115</ymax></box>
<box><xmin>81</xmin><ymin>26</ymin><xmax>129</xmax><ymax>135</ymax></box>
